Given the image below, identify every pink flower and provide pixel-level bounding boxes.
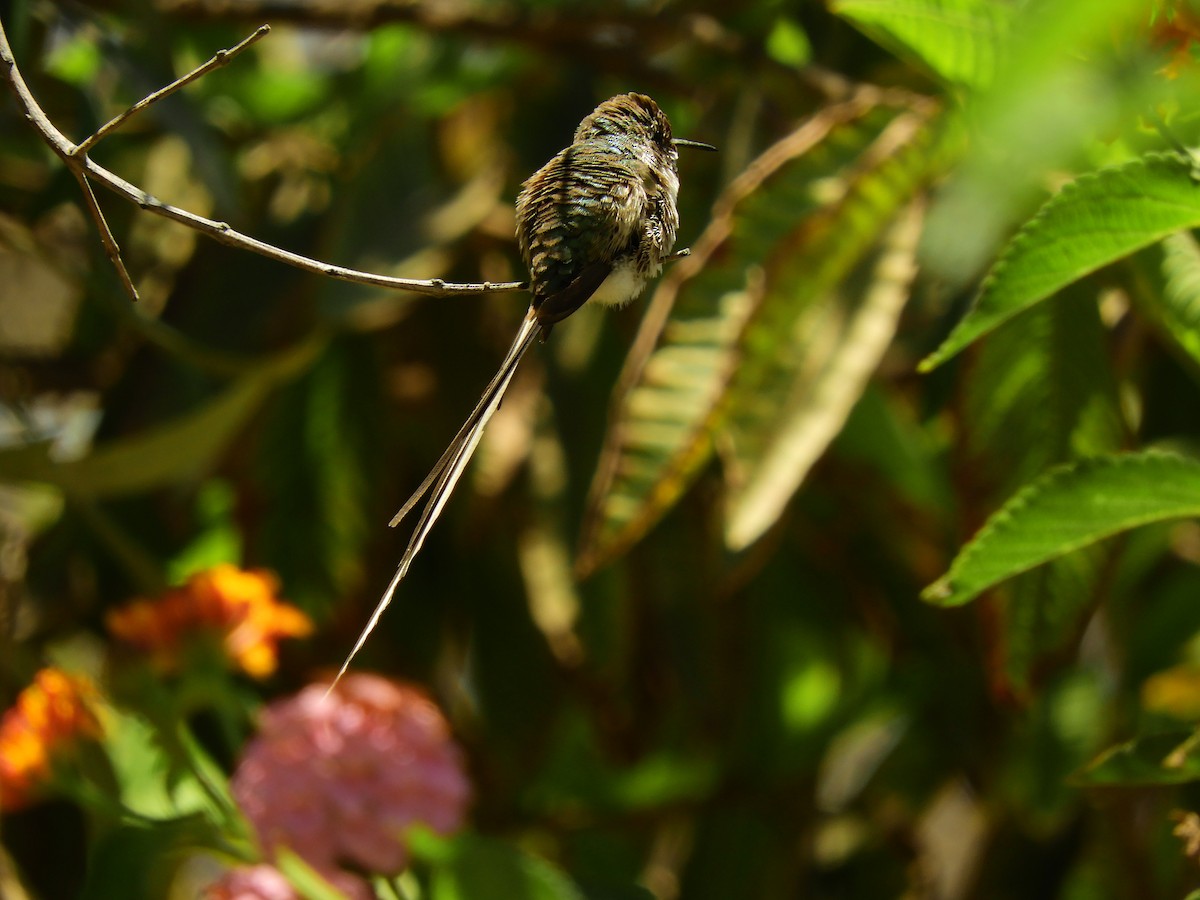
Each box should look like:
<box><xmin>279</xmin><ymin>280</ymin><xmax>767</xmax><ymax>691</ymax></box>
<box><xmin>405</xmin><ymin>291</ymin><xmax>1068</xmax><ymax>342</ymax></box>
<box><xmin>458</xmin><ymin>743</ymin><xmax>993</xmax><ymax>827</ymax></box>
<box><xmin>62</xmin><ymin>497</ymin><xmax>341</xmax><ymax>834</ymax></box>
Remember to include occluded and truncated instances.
<box><xmin>204</xmin><ymin>863</ymin><xmax>369</xmax><ymax>900</ymax></box>
<box><xmin>205</xmin><ymin>864</ymin><xmax>296</xmax><ymax>900</ymax></box>
<box><xmin>230</xmin><ymin>674</ymin><xmax>470</xmax><ymax>882</ymax></box>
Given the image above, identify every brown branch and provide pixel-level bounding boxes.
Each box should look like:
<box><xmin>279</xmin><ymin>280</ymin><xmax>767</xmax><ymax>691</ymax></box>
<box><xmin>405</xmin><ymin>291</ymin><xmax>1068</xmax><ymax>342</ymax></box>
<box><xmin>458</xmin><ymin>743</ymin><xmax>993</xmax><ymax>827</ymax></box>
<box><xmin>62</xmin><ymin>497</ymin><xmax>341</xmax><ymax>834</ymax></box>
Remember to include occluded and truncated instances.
<box><xmin>70</xmin><ymin>168</ymin><xmax>140</xmax><ymax>302</ymax></box>
<box><xmin>0</xmin><ymin>19</ymin><xmax>527</xmax><ymax>300</ymax></box>
<box><xmin>73</xmin><ymin>24</ymin><xmax>271</xmax><ymax>156</ymax></box>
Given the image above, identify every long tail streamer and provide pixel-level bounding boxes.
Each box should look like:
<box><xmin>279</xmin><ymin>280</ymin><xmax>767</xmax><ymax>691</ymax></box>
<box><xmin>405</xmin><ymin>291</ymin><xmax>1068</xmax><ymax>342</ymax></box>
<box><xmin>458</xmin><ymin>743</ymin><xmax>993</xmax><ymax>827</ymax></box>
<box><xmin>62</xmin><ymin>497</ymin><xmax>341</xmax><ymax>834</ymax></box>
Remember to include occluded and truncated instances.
<box><xmin>328</xmin><ymin>309</ymin><xmax>542</xmax><ymax>692</ymax></box>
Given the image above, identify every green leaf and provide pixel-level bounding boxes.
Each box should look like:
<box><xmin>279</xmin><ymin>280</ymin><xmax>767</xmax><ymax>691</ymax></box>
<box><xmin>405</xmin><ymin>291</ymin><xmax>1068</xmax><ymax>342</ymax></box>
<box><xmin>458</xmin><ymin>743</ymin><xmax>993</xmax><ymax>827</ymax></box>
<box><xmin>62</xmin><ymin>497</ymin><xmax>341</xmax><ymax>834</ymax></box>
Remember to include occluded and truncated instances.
<box><xmin>103</xmin><ymin>708</ymin><xmax>211</xmax><ymax>820</ymax></box>
<box><xmin>45</xmin><ymin>30</ymin><xmax>103</xmax><ymax>85</ymax></box>
<box><xmin>0</xmin><ymin>333</ymin><xmax>324</xmax><ymax>497</ymax></box>
<box><xmin>921</xmin><ymin>154</ymin><xmax>1200</xmax><ymax>371</ymax></box>
<box><xmin>723</xmin><ymin>200</ymin><xmax>924</xmax><ymax>550</ymax></box>
<box><xmin>430</xmin><ymin>834</ymin><xmax>584</xmax><ymax>900</ymax></box>
<box><xmin>832</xmin><ymin>0</ymin><xmax>1012</xmax><ymax>88</ymax></box>
<box><xmin>766</xmin><ymin>16</ymin><xmax>812</xmax><ymax>67</ymax></box>
<box><xmin>275</xmin><ymin>848</ymin><xmax>351</xmax><ymax>900</ymax></box>
<box><xmin>578</xmin><ymin>98</ymin><xmax>943</xmax><ymax>575</ymax></box>
<box><xmin>166</xmin><ymin>480</ymin><xmax>243</xmax><ymax>584</ymax></box>
<box><xmin>1072</xmin><ymin>730</ymin><xmax>1200</xmax><ymax>786</ymax></box>
<box><xmin>1157</xmin><ymin>230</ymin><xmax>1200</xmax><ymax>368</ymax></box>
<box><xmin>923</xmin><ymin>452</ymin><xmax>1200</xmax><ymax>607</ymax></box>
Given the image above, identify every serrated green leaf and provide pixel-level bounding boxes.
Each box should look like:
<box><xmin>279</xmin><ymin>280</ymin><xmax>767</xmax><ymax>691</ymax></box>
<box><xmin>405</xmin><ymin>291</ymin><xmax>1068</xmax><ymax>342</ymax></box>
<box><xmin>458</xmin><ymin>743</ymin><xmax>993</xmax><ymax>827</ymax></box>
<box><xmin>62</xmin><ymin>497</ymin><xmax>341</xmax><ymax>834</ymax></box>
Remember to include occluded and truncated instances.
<box><xmin>832</xmin><ymin>0</ymin><xmax>1011</xmax><ymax>88</ymax></box>
<box><xmin>1072</xmin><ymin>730</ymin><xmax>1200</xmax><ymax>786</ymax></box>
<box><xmin>924</xmin><ymin>452</ymin><xmax>1200</xmax><ymax>607</ymax></box>
<box><xmin>578</xmin><ymin>97</ymin><xmax>943</xmax><ymax>575</ymax></box>
<box><xmin>921</xmin><ymin>154</ymin><xmax>1200</xmax><ymax>371</ymax></box>
<box><xmin>0</xmin><ymin>333</ymin><xmax>324</xmax><ymax>497</ymax></box>
<box><xmin>430</xmin><ymin>834</ymin><xmax>584</xmax><ymax>900</ymax></box>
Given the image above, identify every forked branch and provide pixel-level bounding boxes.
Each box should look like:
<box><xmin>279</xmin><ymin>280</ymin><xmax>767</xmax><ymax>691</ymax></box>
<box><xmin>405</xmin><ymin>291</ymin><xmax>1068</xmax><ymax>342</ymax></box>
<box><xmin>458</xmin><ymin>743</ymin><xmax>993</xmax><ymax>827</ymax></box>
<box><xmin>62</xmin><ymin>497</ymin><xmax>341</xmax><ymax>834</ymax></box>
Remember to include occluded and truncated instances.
<box><xmin>0</xmin><ymin>19</ymin><xmax>527</xmax><ymax>301</ymax></box>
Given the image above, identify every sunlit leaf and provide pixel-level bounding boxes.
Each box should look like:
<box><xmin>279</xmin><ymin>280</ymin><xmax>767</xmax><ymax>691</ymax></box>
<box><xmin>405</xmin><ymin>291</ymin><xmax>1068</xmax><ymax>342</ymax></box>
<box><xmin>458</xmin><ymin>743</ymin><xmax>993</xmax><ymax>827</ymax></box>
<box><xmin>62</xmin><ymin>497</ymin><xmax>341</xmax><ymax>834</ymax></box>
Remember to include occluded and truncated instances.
<box><xmin>921</xmin><ymin>153</ymin><xmax>1200</xmax><ymax>371</ymax></box>
<box><xmin>832</xmin><ymin>0</ymin><xmax>1012</xmax><ymax>88</ymax></box>
<box><xmin>578</xmin><ymin>96</ymin><xmax>943</xmax><ymax>576</ymax></box>
<box><xmin>923</xmin><ymin>452</ymin><xmax>1200</xmax><ymax>607</ymax></box>
<box><xmin>723</xmin><ymin>200</ymin><xmax>924</xmax><ymax>550</ymax></box>
<box><xmin>766</xmin><ymin>16</ymin><xmax>812</xmax><ymax>67</ymax></box>
<box><xmin>103</xmin><ymin>708</ymin><xmax>210</xmax><ymax>820</ymax></box>
<box><xmin>45</xmin><ymin>31</ymin><xmax>103</xmax><ymax>86</ymax></box>
<box><xmin>275</xmin><ymin>848</ymin><xmax>350</xmax><ymax>900</ymax></box>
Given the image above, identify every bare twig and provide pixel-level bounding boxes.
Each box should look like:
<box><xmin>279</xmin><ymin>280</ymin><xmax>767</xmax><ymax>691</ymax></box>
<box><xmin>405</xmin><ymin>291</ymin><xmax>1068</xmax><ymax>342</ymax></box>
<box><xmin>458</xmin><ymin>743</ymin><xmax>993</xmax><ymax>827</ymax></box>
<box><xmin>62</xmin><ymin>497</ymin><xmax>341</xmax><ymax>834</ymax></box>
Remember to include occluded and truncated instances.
<box><xmin>0</xmin><ymin>19</ymin><xmax>527</xmax><ymax>299</ymax></box>
<box><xmin>73</xmin><ymin>24</ymin><xmax>272</xmax><ymax>156</ymax></box>
<box><xmin>70</xmin><ymin>168</ymin><xmax>140</xmax><ymax>302</ymax></box>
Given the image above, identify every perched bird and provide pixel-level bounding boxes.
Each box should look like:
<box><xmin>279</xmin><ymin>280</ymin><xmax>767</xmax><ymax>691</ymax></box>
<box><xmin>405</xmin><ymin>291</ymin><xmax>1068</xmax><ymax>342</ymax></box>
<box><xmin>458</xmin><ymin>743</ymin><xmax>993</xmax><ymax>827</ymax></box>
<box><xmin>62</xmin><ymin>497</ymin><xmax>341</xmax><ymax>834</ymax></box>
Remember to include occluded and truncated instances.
<box><xmin>331</xmin><ymin>93</ymin><xmax>714</xmax><ymax>687</ymax></box>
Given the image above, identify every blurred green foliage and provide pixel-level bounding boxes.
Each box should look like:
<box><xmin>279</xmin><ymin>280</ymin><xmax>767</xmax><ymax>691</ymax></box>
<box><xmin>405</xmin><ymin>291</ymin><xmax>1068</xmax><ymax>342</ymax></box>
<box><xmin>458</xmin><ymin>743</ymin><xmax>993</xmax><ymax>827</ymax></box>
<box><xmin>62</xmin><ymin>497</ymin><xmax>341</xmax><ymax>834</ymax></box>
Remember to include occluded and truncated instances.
<box><xmin>4</xmin><ymin>0</ymin><xmax>1200</xmax><ymax>897</ymax></box>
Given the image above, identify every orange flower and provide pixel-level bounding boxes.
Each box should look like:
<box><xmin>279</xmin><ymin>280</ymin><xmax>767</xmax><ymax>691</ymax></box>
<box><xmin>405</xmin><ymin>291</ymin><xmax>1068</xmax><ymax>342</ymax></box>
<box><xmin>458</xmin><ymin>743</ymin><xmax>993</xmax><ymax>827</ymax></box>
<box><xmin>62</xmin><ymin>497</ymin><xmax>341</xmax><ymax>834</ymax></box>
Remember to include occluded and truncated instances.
<box><xmin>0</xmin><ymin>669</ymin><xmax>102</xmax><ymax>811</ymax></box>
<box><xmin>107</xmin><ymin>565</ymin><xmax>313</xmax><ymax>678</ymax></box>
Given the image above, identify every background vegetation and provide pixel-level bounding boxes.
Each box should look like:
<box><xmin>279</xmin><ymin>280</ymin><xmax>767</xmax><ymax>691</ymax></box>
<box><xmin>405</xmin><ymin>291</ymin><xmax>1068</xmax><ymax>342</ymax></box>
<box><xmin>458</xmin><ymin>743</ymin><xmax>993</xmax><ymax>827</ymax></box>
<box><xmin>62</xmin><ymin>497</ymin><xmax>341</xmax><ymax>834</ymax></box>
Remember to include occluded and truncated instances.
<box><xmin>4</xmin><ymin>0</ymin><xmax>1200</xmax><ymax>897</ymax></box>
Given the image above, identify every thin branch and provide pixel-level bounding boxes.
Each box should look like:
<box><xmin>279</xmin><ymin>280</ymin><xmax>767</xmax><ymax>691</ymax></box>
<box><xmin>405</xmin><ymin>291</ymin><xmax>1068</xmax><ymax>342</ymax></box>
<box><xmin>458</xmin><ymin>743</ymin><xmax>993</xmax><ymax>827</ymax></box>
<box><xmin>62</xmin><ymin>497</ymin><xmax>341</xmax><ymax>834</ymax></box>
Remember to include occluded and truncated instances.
<box><xmin>70</xmin><ymin>168</ymin><xmax>140</xmax><ymax>301</ymax></box>
<box><xmin>0</xmin><ymin>19</ymin><xmax>527</xmax><ymax>299</ymax></box>
<box><xmin>73</xmin><ymin>24</ymin><xmax>272</xmax><ymax>156</ymax></box>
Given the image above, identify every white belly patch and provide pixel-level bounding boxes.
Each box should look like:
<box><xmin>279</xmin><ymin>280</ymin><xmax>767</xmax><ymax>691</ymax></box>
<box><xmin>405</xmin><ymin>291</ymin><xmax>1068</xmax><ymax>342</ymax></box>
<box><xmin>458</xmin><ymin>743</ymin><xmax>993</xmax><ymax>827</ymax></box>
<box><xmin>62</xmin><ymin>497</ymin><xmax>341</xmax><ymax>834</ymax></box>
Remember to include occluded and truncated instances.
<box><xmin>589</xmin><ymin>262</ymin><xmax>646</xmax><ymax>308</ymax></box>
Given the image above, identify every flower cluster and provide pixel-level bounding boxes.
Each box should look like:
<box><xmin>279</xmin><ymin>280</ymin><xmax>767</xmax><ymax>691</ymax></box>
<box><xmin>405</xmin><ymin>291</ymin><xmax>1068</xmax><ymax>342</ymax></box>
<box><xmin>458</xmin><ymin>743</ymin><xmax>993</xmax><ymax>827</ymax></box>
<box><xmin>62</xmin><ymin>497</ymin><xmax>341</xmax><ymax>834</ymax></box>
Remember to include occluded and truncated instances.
<box><xmin>0</xmin><ymin>668</ymin><xmax>102</xmax><ymax>811</ymax></box>
<box><xmin>217</xmin><ymin>674</ymin><xmax>470</xmax><ymax>895</ymax></box>
<box><xmin>106</xmin><ymin>565</ymin><xmax>312</xmax><ymax>678</ymax></box>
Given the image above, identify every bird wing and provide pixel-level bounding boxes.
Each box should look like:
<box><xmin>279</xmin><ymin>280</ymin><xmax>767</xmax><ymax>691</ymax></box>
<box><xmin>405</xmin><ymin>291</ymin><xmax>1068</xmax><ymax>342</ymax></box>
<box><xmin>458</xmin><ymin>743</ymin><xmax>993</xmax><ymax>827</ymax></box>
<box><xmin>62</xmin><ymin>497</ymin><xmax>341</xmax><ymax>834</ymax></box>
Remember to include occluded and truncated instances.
<box><xmin>516</xmin><ymin>142</ymin><xmax>649</xmax><ymax>324</ymax></box>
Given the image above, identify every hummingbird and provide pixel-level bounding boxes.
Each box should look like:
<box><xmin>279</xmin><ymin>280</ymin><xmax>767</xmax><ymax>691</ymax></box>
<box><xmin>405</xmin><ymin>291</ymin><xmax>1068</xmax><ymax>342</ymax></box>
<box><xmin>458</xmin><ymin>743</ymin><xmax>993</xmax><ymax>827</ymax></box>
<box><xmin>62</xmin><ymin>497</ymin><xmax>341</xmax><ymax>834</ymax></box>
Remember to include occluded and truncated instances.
<box><xmin>330</xmin><ymin>93</ymin><xmax>714</xmax><ymax>688</ymax></box>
